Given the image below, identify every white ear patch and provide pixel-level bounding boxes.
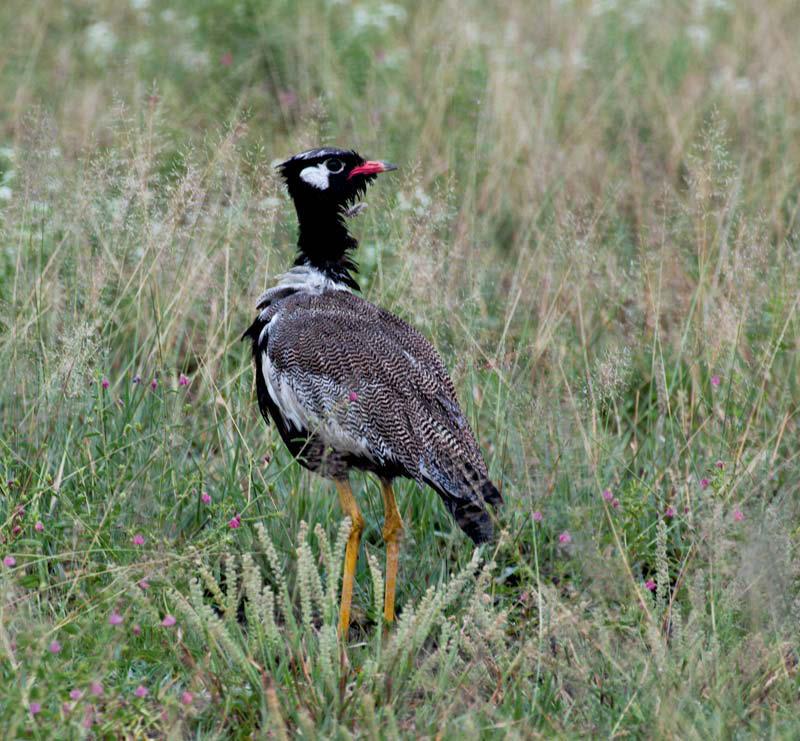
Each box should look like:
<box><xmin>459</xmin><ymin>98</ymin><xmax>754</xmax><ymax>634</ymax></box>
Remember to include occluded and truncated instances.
<box><xmin>299</xmin><ymin>164</ymin><xmax>330</xmax><ymax>190</ymax></box>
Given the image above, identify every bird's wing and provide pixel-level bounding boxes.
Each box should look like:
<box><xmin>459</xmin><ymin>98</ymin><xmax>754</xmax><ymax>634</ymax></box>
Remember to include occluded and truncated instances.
<box><xmin>264</xmin><ymin>291</ymin><xmax>500</xmax><ymax>540</ymax></box>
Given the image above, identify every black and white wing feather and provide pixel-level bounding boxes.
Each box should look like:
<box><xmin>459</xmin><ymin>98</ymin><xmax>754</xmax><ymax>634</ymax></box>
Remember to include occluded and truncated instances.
<box><xmin>247</xmin><ymin>289</ymin><xmax>501</xmax><ymax>543</ymax></box>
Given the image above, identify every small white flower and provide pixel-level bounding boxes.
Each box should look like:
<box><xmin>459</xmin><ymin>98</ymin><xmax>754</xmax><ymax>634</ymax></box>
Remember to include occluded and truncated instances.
<box><xmin>352</xmin><ymin>2</ymin><xmax>407</xmax><ymax>32</ymax></box>
<box><xmin>686</xmin><ymin>25</ymin><xmax>710</xmax><ymax>49</ymax></box>
<box><xmin>382</xmin><ymin>3</ymin><xmax>406</xmax><ymax>20</ymax></box>
<box><xmin>131</xmin><ymin>40</ymin><xmax>152</xmax><ymax>58</ymax></box>
<box><xmin>413</xmin><ymin>186</ymin><xmax>431</xmax><ymax>208</ymax></box>
<box><xmin>570</xmin><ymin>49</ymin><xmax>588</xmax><ymax>71</ymax></box>
<box><xmin>177</xmin><ymin>43</ymin><xmax>209</xmax><ymax>69</ymax></box>
<box><xmin>85</xmin><ymin>21</ymin><xmax>117</xmax><ymax>56</ymax></box>
<box><xmin>590</xmin><ymin>0</ymin><xmax>618</xmax><ymax>17</ymax></box>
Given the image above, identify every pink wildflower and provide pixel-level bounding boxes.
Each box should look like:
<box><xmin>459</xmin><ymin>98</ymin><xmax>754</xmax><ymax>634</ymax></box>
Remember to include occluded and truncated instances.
<box><xmin>645</xmin><ymin>579</ymin><xmax>656</xmax><ymax>591</ymax></box>
<box><xmin>150</xmin><ymin>378</ymin><xmax>158</xmax><ymax>391</ymax></box>
<box><xmin>278</xmin><ymin>89</ymin><xmax>298</xmax><ymax>108</ymax></box>
<box><xmin>132</xmin><ymin>623</ymin><xmax>142</xmax><ymax>636</ymax></box>
<box><xmin>69</xmin><ymin>689</ymin><xmax>82</xmax><ymax>701</ymax></box>
<box><xmin>138</xmin><ymin>579</ymin><xmax>150</xmax><ymax>590</ymax></box>
<box><xmin>101</xmin><ymin>377</ymin><xmax>110</xmax><ymax>390</ymax></box>
<box><xmin>201</xmin><ymin>492</ymin><xmax>211</xmax><ymax>505</ymax></box>
<box><xmin>161</xmin><ymin>614</ymin><xmax>176</xmax><ymax>627</ymax></box>
<box><xmin>48</xmin><ymin>640</ymin><xmax>62</xmax><ymax>654</ymax></box>
<box><xmin>11</xmin><ymin>525</ymin><xmax>21</xmax><ymax>536</ymax></box>
<box><xmin>181</xmin><ymin>691</ymin><xmax>193</xmax><ymax>706</ymax></box>
<box><xmin>558</xmin><ymin>531</ymin><xmax>572</xmax><ymax>544</ymax></box>
<box><xmin>228</xmin><ymin>514</ymin><xmax>241</xmax><ymax>529</ymax></box>
<box><xmin>612</xmin><ymin>498</ymin><xmax>620</xmax><ymax>509</ymax></box>
<box><xmin>3</xmin><ymin>555</ymin><xmax>15</xmax><ymax>567</ymax></box>
<box><xmin>90</xmin><ymin>681</ymin><xmax>104</xmax><ymax>697</ymax></box>
<box><xmin>109</xmin><ymin>611</ymin><xmax>123</xmax><ymax>626</ymax></box>
<box><xmin>132</xmin><ymin>534</ymin><xmax>145</xmax><ymax>546</ymax></box>
<box><xmin>35</xmin><ymin>521</ymin><xmax>44</xmax><ymax>532</ymax></box>
<box><xmin>179</xmin><ymin>373</ymin><xmax>189</xmax><ymax>387</ymax></box>
<box><xmin>220</xmin><ymin>51</ymin><xmax>233</xmax><ymax>66</ymax></box>
<box><xmin>29</xmin><ymin>702</ymin><xmax>41</xmax><ymax>716</ymax></box>
<box><xmin>700</xmin><ymin>478</ymin><xmax>710</xmax><ymax>490</ymax></box>
<box><xmin>532</xmin><ymin>511</ymin><xmax>543</xmax><ymax>522</ymax></box>
<box><xmin>711</xmin><ymin>375</ymin><xmax>720</xmax><ymax>387</ymax></box>
<box><xmin>733</xmin><ymin>509</ymin><xmax>744</xmax><ymax>522</ymax></box>
<box><xmin>665</xmin><ymin>506</ymin><xmax>676</xmax><ymax>518</ymax></box>
<box><xmin>132</xmin><ymin>374</ymin><xmax>142</xmax><ymax>384</ymax></box>
<box><xmin>134</xmin><ymin>685</ymin><xmax>148</xmax><ymax>698</ymax></box>
<box><xmin>348</xmin><ymin>391</ymin><xmax>358</xmax><ymax>402</ymax></box>
<box><xmin>602</xmin><ymin>489</ymin><xmax>613</xmax><ymax>502</ymax></box>
<box><xmin>715</xmin><ymin>460</ymin><xmax>724</xmax><ymax>469</ymax></box>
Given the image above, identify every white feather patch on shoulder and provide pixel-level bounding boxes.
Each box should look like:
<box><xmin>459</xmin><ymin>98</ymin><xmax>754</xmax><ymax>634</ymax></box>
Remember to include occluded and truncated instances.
<box><xmin>274</xmin><ymin>265</ymin><xmax>351</xmax><ymax>294</ymax></box>
<box><xmin>299</xmin><ymin>164</ymin><xmax>330</xmax><ymax>189</ymax></box>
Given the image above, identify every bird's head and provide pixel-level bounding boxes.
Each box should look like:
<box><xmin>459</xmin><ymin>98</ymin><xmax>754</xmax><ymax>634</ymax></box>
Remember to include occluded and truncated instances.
<box><xmin>276</xmin><ymin>146</ymin><xmax>397</xmax><ymax>289</ymax></box>
<box><xmin>277</xmin><ymin>147</ymin><xmax>397</xmax><ymax>218</ymax></box>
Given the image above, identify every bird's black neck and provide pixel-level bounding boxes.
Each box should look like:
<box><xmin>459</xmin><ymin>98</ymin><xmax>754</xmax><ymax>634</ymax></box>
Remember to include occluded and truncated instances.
<box><xmin>293</xmin><ymin>203</ymin><xmax>360</xmax><ymax>290</ymax></box>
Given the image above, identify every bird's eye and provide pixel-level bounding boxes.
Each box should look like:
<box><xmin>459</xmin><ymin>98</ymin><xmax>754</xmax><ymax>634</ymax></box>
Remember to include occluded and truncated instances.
<box><xmin>325</xmin><ymin>158</ymin><xmax>344</xmax><ymax>174</ymax></box>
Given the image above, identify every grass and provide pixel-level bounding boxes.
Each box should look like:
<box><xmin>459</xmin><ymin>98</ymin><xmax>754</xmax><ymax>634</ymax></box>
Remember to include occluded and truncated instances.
<box><xmin>1</xmin><ymin>0</ymin><xmax>799</xmax><ymax>736</ymax></box>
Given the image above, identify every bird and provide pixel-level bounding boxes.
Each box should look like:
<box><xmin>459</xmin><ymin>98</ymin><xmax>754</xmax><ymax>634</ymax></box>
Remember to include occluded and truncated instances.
<box><xmin>244</xmin><ymin>147</ymin><xmax>502</xmax><ymax>635</ymax></box>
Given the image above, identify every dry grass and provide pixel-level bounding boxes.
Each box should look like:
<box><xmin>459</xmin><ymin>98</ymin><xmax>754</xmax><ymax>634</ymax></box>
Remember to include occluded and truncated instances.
<box><xmin>1</xmin><ymin>0</ymin><xmax>799</xmax><ymax>737</ymax></box>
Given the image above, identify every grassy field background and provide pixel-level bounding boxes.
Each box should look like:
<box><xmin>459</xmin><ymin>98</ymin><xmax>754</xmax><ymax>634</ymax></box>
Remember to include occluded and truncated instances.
<box><xmin>1</xmin><ymin>0</ymin><xmax>799</xmax><ymax>737</ymax></box>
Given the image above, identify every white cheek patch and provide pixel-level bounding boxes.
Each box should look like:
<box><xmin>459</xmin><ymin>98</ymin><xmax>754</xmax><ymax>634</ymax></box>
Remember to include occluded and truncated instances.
<box><xmin>299</xmin><ymin>164</ymin><xmax>330</xmax><ymax>190</ymax></box>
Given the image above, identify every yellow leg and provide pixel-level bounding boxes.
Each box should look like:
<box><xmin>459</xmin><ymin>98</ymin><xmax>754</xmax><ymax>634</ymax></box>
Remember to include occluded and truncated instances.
<box><xmin>380</xmin><ymin>479</ymin><xmax>403</xmax><ymax>624</ymax></box>
<box><xmin>336</xmin><ymin>479</ymin><xmax>364</xmax><ymax>636</ymax></box>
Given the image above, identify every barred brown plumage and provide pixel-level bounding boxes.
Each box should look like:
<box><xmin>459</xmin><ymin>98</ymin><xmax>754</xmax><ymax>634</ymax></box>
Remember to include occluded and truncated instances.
<box><xmin>244</xmin><ymin>147</ymin><xmax>501</xmax><ymax>634</ymax></box>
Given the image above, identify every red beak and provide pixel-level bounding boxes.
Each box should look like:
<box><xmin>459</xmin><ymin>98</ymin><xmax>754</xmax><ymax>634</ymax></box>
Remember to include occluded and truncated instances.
<box><xmin>348</xmin><ymin>160</ymin><xmax>398</xmax><ymax>179</ymax></box>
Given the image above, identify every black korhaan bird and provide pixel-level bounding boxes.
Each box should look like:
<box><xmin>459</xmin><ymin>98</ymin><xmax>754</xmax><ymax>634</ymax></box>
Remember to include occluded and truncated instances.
<box><xmin>244</xmin><ymin>147</ymin><xmax>502</xmax><ymax>634</ymax></box>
